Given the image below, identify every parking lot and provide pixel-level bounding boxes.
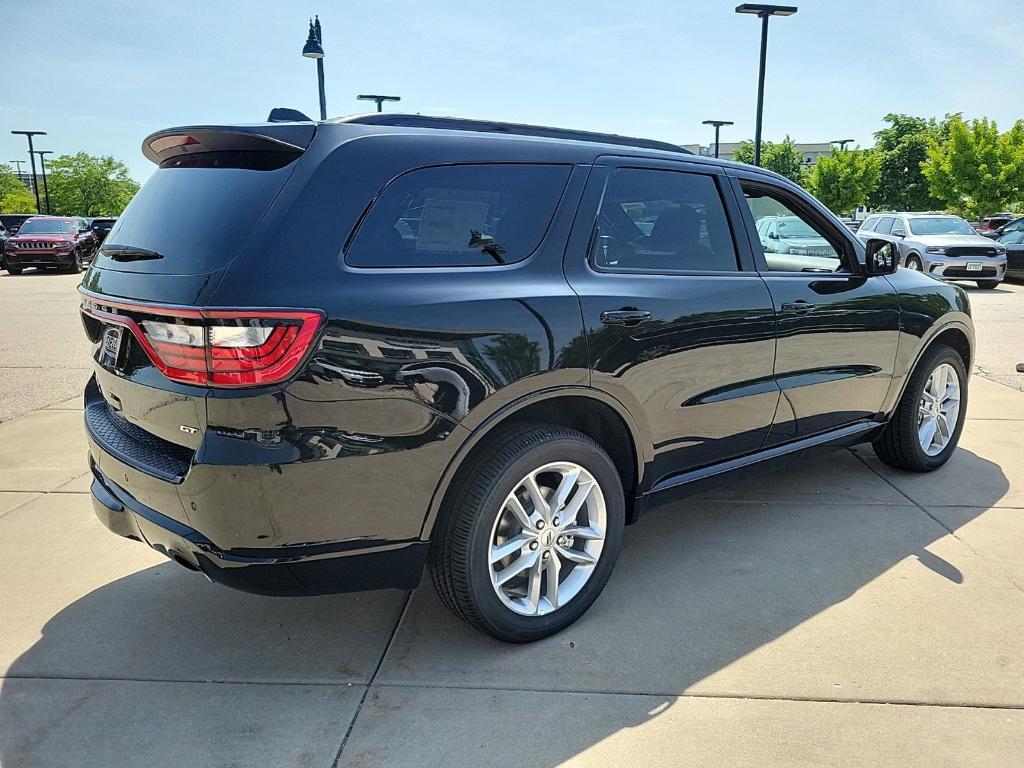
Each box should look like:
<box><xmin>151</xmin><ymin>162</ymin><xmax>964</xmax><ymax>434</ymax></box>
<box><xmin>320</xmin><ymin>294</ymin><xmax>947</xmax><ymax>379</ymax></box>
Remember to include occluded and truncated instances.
<box><xmin>1</xmin><ymin>271</ymin><xmax>1022</xmax><ymax>766</ymax></box>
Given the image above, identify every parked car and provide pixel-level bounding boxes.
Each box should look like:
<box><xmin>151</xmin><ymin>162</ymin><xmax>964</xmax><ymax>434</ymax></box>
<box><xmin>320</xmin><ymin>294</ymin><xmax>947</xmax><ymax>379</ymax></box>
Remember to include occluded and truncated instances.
<box><xmin>840</xmin><ymin>217</ymin><xmax>861</xmax><ymax>233</ymax></box>
<box><xmin>82</xmin><ymin>115</ymin><xmax>974</xmax><ymax>642</ymax></box>
<box><xmin>3</xmin><ymin>216</ymin><xmax>99</xmax><ymax>274</ymax></box>
<box><xmin>996</xmin><ymin>228</ymin><xmax>1024</xmax><ymax>280</ymax></box>
<box><xmin>981</xmin><ymin>215</ymin><xmax>1024</xmax><ymax>240</ymax></box>
<box><xmin>977</xmin><ymin>212</ymin><xmax>1017</xmax><ymax>234</ymax></box>
<box><xmin>0</xmin><ymin>224</ymin><xmax>7</xmax><ymax>269</ymax></box>
<box><xmin>857</xmin><ymin>212</ymin><xmax>1007</xmax><ymax>289</ymax></box>
<box><xmin>0</xmin><ymin>213</ymin><xmax>39</xmax><ymax>236</ymax></box>
<box><xmin>89</xmin><ymin>216</ymin><xmax>117</xmax><ymax>244</ymax></box>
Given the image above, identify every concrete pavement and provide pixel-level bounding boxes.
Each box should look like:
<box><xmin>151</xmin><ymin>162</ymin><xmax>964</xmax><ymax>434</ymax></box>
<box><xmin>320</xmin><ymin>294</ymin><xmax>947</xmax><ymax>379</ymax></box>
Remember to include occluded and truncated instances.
<box><xmin>1</xmin><ymin>273</ymin><xmax>1023</xmax><ymax>766</ymax></box>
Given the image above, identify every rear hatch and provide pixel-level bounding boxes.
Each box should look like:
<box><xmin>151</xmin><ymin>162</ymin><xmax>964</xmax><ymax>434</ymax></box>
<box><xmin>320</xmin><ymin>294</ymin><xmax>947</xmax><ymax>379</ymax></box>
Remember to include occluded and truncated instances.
<box><xmin>81</xmin><ymin>123</ymin><xmax>318</xmax><ymax>475</ymax></box>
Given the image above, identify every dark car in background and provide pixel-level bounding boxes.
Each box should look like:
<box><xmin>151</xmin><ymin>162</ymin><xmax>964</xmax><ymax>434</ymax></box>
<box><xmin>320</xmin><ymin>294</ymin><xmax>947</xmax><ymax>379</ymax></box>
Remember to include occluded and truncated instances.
<box><xmin>81</xmin><ymin>115</ymin><xmax>973</xmax><ymax>642</ymax></box>
<box><xmin>90</xmin><ymin>217</ymin><xmax>117</xmax><ymax>244</ymax></box>
<box><xmin>976</xmin><ymin>212</ymin><xmax>1017</xmax><ymax>235</ymax></box>
<box><xmin>0</xmin><ymin>223</ymin><xmax>7</xmax><ymax>269</ymax></box>
<box><xmin>982</xmin><ymin>215</ymin><xmax>1023</xmax><ymax>240</ymax></box>
<box><xmin>996</xmin><ymin>227</ymin><xmax>1024</xmax><ymax>280</ymax></box>
<box><xmin>4</xmin><ymin>216</ymin><xmax>99</xmax><ymax>274</ymax></box>
<box><xmin>0</xmin><ymin>213</ymin><xmax>39</xmax><ymax>236</ymax></box>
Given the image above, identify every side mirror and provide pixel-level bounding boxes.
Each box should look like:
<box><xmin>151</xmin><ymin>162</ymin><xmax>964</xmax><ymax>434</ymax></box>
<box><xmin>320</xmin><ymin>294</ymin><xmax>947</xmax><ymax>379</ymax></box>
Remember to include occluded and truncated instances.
<box><xmin>865</xmin><ymin>238</ymin><xmax>898</xmax><ymax>276</ymax></box>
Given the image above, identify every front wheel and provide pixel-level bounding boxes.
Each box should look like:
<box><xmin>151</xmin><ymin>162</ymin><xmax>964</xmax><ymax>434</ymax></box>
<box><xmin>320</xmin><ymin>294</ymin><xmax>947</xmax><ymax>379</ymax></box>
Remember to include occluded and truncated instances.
<box><xmin>976</xmin><ymin>280</ymin><xmax>999</xmax><ymax>289</ymax></box>
<box><xmin>904</xmin><ymin>254</ymin><xmax>923</xmax><ymax>271</ymax></box>
<box><xmin>6</xmin><ymin>266</ymin><xmax>22</xmax><ymax>275</ymax></box>
<box><xmin>66</xmin><ymin>249</ymin><xmax>83</xmax><ymax>274</ymax></box>
<box><xmin>873</xmin><ymin>344</ymin><xmax>967</xmax><ymax>472</ymax></box>
<box><xmin>428</xmin><ymin>422</ymin><xmax>625</xmax><ymax>642</ymax></box>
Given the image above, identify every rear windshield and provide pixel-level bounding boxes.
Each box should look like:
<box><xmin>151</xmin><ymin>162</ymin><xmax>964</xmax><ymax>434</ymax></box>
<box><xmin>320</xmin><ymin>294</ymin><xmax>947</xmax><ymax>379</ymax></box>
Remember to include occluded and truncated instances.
<box><xmin>19</xmin><ymin>220</ymin><xmax>74</xmax><ymax>234</ymax></box>
<box><xmin>97</xmin><ymin>154</ymin><xmax>295</xmax><ymax>274</ymax></box>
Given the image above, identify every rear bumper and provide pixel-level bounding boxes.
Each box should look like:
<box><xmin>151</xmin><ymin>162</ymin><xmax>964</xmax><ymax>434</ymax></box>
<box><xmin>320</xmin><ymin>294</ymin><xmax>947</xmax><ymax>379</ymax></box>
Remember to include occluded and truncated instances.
<box><xmin>89</xmin><ymin>461</ymin><xmax>427</xmax><ymax>595</ymax></box>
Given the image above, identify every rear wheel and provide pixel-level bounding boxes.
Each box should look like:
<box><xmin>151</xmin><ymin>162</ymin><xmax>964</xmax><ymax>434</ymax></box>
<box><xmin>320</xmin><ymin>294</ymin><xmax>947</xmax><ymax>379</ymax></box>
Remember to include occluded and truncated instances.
<box><xmin>976</xmin><ymin>280</ymin><xmax>999</xmax><ymax>289</ymax></box>
<box><xmin>873</xmin><ymin>344</ymin><xmax>967</xmax><ymax>472</ymax></box>
<box><xmin>428</xmin><ymin>422</ymin><xmax>625</xmax><ymax>642</ymax></box>
<box><xmin>6</xmin><ymin>266</ymin><xmax>22</xmax><ymax>275</ymax></box>
<box><xmin>904</xmin><ymin>254</ymin><xmax>923</xmax><ymax>271</ymax></box>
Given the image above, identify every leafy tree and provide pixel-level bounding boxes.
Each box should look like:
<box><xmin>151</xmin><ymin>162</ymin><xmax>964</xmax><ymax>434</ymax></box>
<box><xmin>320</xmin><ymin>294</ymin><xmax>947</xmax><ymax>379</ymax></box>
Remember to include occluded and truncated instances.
<box><xmin>807</xmin><ymin>148</ymin><xmax>881</xmax><ymax>216</ymax></box>
<box><xmin>732</xmin><ymin>136</ymin><xmax>807</xmax><ymax>185</ymax></box>
<box><xmin>923</xmin><ymin>115</ymin><xmax>1024</xmax><ymax>219</ymax></box>
<box><xmin>868</xmin><ymin>113</ymin><xmax>948</xmax><ymax>211</ymax></box>
<box><xmin>45</xmin><ymin>153</ymin><xmax>139</xmax><ymax>216</ymax></box>
<box><xmin>0</xmin><ymin>164</ymin><xmax>37</xmax><ymax>213</ymax></box>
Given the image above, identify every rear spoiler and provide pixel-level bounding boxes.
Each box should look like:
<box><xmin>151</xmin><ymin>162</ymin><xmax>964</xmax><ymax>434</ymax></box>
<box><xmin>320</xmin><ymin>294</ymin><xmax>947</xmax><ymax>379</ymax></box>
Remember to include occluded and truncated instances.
<box><xmin>142</xmin><ymin>123</ymin><xmax>317</xmax><ymax>165</ymax></box>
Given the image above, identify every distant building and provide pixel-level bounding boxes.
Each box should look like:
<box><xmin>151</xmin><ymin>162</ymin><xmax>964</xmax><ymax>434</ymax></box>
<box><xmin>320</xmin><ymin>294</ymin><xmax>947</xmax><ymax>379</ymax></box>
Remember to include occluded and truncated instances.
<box><xmin>683</xmin><ymin>141</ymin><xmax>836</xmax><ymax>166</ymax></box>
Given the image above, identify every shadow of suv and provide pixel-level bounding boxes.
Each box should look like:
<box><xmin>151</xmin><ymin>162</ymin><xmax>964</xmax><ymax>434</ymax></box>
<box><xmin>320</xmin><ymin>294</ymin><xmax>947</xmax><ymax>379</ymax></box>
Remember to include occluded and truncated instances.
<box><xmin>80</xmin><ymin>114</ymin><xmax>974</xmax><ymax>642</ymax></box>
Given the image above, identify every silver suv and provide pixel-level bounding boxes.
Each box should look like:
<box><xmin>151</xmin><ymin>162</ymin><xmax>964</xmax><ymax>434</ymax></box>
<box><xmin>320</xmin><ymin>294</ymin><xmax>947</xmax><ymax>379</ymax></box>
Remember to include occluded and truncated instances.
<box><xmin>857</xmin><ymin>212</ymin><xmax>1007</xmax><ymax>289</ymax></box>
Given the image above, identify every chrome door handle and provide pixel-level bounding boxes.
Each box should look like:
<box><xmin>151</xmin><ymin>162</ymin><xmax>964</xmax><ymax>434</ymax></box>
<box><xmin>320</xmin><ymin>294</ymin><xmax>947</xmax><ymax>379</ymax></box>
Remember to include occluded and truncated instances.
<box><xmin>781</xmin><ymin>301</ymin><xmax>816</xmax><ymax>314</ymax></box>
<box><xmin>600</xmin><ymin>309</ymin><xmax>652</xmax><ymax>326</ymax></box>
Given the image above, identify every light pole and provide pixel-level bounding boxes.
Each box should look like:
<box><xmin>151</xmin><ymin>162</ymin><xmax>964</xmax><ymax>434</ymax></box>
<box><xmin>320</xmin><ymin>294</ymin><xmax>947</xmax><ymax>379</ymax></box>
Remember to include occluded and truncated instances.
<box><xmin>10</xmin><ymin>130</ymin><xmax>47</xmax><ymax>213</ymax></box>
<box><xmin>9</xmin><ymin>159</ymin><xmax>26</xmax><ymax>177</ymax></box>
<box><xmin>735</xmin><ymin>4</ymin><xmax>797</xmax><ymax>167</ymax></box>
<box><xmin>831</xmin><ymin>138</ymin><xmax>854</xmax><ymax>151</ymax></box>
<box><xmin>34</xmin><ymin>150</ymin><xmax>53</xmax><ymax>214</ymax></box>
<box><xmin>302</xmin><ymin>16</ymin><xmax>327</xmax><ymax>120</ymax></box>
<box><xmin>358</xmin><ymin>94</ymin><xmax>401</xmax><ymax>113</ymax></box>
<box><xmin>702</xmin><ymin>120</ymin><xmax>734</xmax><ymax>158</ymax></box>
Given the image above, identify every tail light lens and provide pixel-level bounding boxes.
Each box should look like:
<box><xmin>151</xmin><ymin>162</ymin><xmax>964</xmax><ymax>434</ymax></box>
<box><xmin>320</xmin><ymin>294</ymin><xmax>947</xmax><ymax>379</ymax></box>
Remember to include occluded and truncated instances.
<box><xmin>81</xmin><ymin>297</ymin><xmax>323</xmax><ymax>387</ymax></box>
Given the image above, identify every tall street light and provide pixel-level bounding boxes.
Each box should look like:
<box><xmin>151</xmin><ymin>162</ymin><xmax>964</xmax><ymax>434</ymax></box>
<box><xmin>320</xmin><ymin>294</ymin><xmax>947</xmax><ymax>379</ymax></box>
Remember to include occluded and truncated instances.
<box><xmin>34</xmin><ymin>150</ymin><xmax>53</xmax><ymax>214</ymax></box>
<box><xmin>831</xmin><ymin>138</ymin><xmax>854</xmax><ymax>151</ymax></box>
<box><xmin>10</xmin><ymin>130</ymin><xmax>47</xmax><ymax>213</ymax></box>
<box><xmin>358</xmin><ymin>95</ymin><xmax>401</xmax><ymax>113</ymax></box>
<box><xmin>9</xmin><ymin>159</ymin><xmax>26</xmax><ymax>176</ymax></box>
<box><xmin>735</xmin><ymin>4</ymin><xmax>797</xmax><ymax>167</ymax></box>
<box><xmin>702</xmin><ymin>120</ymin><xmax>734</xmax><ymax>158</ymax></box>
<box><xmin>302</xmin><ymin>16</ymin><xmax>327</xmax><ymax>120</ymax></box>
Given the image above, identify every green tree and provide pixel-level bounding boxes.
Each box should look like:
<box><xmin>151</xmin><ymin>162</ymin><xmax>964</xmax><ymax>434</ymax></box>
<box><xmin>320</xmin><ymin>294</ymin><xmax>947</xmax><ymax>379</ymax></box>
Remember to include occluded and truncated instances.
<box><xmin>46</xmin><ymin>153</ymin><xmax>139</xmax><ymax>216</ymax></box>
<box><xmin>868</xmin><ymin>113</ymin><xmax>948</xmax><ymax>211</ymax></box>
<box><xmin>807</xmin><ymin>148</ymin><xmax>881</xmax><ymax>215</ymax></box>
<box><xmin>732</xmin><ymin>136</ymin><xmax>807</xmax><ymax>185</ymax></box>
<box><xmin>923</xmin><ymin>116</ymin><xmax>1024</xmax><ymax>219</ymax></box>
<box><xmin>0</xmin><ymin>164</ymin><xmax>37</xmax><ymax>213</ymax></box>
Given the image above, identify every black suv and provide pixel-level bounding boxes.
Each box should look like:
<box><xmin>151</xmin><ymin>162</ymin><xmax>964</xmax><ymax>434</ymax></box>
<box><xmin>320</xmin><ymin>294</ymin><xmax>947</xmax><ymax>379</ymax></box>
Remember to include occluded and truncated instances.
<box><xmin>82</xmin><ymin>115</ymin><xmax>973</xmax><ymax>642</ymax></box>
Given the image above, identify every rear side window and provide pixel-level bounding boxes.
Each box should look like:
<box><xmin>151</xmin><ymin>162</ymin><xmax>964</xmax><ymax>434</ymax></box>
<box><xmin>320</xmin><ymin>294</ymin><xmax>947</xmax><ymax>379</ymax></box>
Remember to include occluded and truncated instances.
<box><xmin>591</xmin><ymin>168</ymin><xmax>738</xmax><ymax>272</ymax></box>
<box><xmin>346</xmin><ymin>164</ymin><xmax>571</xmax><ymax>268</ymax></box>
<box><xmin>875</xmin><ymin>217</ymin><xmax>895</xmax><ymax>234</ymax></box>
<box><xmin>860</xmin><ymin>217</ymin><xmax>877</xmax><ymax>232</ymax></box>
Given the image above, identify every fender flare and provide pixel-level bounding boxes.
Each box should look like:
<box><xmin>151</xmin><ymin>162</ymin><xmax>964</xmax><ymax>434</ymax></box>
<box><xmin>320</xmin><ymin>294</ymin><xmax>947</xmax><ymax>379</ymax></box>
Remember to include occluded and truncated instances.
<box><xmin>417</xmin><ymin>385</ymin><xmax>650</xmax><ymax>541</ymax></box>
<box><xmin>886</xmin><ymin>317</ymin><xmax>974</xmax><ymax>414</ymax></box>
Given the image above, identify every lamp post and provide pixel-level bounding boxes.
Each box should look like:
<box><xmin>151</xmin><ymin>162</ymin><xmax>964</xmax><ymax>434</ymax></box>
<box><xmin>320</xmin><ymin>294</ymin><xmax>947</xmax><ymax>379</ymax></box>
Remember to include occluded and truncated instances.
<box><xmin>34</xmin><ymin>150</ymin><xmax>53</xmax><ymax>214</ymax></box>
<box><xmin>10</xmin><ymin>130</ymin><xmax>47</xmax><ymax>213</ymax></box>
<box><xmin>735</xmin><ymin>4</ymin><xmax>797</xmax><ymax>167</ymax></box>
<box><xmin>302</xmin><ymin>16</ymin><xmax>327</xmax><ymax>120</ymax></box>
<box><xmin>357</xmin><ymin>94</ymin><xmax>401</xmax><ymax>113</ymax></box>
<box><xmin>831</xmin><ymin>138</ymin><xmax>854</xmax><ymax>151</ymax></box>
<box><xmin>9</xmin><ymin>159</ymin><xmax>26</xmax><ymax>177</ymax></box>
<box><xmin>702</xmin><ymin>120</ymin><xmax>734</xmax><ymax>158</ymax></box>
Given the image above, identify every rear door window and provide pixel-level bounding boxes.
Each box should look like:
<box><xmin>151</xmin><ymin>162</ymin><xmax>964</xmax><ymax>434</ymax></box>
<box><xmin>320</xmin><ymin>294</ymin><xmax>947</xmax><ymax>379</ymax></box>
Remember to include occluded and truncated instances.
<box><xmin>875</xmin><ymin>217</ymin><xmax>895</xmax><ymax>235</ymax></box>
<box><xmin>346</xmin><ymin>163</ymin><xmax>571</xmax><ymax>268</ymax></box>
<box><xmin>590</xmin><ymin>168</ymin><xmax>738</xmax><ymax>272</ymax></box>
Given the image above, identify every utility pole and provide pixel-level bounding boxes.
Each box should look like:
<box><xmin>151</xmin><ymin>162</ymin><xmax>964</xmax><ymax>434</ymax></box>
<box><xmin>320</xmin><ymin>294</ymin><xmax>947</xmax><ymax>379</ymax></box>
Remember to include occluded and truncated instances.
<box><xmin>10</xmin><ymin>130</ymin><xmax>47</xmax><ymax>213</ymax></box>
<box><xmin>34</xmin><ymin>150</ymin><xmax>53</xmax><ymax>214</ymax></box>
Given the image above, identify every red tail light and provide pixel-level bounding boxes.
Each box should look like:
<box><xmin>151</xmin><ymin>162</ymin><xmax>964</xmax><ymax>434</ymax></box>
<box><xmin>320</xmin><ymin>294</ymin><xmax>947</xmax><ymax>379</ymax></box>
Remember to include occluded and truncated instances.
<box><xmin>81</xmin><ymin>296</ymin><xmax>323</xmax><ymax>388</ymax></box>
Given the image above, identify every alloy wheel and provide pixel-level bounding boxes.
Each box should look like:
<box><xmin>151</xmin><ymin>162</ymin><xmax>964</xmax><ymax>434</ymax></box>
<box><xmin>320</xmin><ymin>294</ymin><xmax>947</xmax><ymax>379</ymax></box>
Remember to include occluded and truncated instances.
<box><xmin>917</xmin><ymin>362</ymin><xmax>960</xmax><ymax>456</ymax></box>
<box><xmin>487</xmin><ymin>461</ymin><xmax>606</xmax><ymax>617</ymax></box>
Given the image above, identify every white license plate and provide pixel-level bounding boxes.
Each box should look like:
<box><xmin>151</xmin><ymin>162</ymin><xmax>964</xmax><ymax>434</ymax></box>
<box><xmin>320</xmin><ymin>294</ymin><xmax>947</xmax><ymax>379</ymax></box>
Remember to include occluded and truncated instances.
<box><xmin>100</xmin><ymin>326</ymin><xmax>123</xmax><ymax>368</ymax></box>
<box><xmin>966</xmin><ymin>262</ymin><xmax>983</xmax><ymax>271</ymax></box>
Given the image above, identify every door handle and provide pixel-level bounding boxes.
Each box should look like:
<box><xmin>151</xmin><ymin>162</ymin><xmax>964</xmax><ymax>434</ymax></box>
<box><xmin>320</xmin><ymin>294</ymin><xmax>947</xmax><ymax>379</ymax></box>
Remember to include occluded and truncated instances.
<box><xmin>780</xmin><ymin>301</ymin><xmax>816</xmax><ymax>314</ymax></box>
<box><xmin>600</xmin><ymin>309</ymin><xmax>652</xmax><ymax>326</ymax></box>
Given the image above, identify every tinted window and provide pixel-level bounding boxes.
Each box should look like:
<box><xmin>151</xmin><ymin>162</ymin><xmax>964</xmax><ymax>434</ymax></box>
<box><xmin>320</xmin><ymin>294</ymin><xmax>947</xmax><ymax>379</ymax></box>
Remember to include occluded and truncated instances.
<box><xmin>875</xmin><ymin>217</ymin><xmax>895</xmax><ymax>234</ymax></box>
<box><xmin>741</xmin><ymin>186</ymin><xmax>843</xmax><ymax>273</ymax></box>
<box><xmin>590</xmin><ymin>168</ymin><xmax>737</xmax><ymax>272</ymax></box>
<box><xmin>999</xmin><ymin>230</ymin><xmax>1023</xmax><ymax>245</ymax></box>
<box><xmin>1005</xmin><ymin>218</ymin><xmax>1024</xmax><ymax>233</ymax></box>
<box><xmin>346</xmin><ymin>164</ymin><xmax>571</xmax><ymax>268</ymax></box>
<box><xmin>96</xmin><ymin>154</ymin><xmax>298</xmax><ymax>274</ymax></box>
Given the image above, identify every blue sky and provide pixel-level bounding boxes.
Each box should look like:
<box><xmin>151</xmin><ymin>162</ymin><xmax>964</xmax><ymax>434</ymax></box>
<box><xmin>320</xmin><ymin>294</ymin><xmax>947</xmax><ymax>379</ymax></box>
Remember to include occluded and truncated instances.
<box><xmin>3</xmin><ymin>0</ymin><xmax>1021</xmax><ymax>182</ymax></box>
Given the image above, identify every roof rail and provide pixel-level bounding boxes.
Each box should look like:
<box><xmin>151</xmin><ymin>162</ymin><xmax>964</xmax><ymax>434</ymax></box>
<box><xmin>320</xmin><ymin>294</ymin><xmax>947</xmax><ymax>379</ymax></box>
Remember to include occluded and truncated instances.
<box><xmin>333</xmin><ymin>113</ymin><xmax>693</xmax><ymax>155</ymax></box>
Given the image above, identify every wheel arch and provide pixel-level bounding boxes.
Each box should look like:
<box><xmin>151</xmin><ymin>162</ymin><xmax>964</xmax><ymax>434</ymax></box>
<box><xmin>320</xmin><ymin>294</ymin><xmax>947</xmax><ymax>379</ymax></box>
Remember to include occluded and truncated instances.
<box><xmin>419</xmin><ymin>387</ymin><xmax>650</xmax><ymax>540</ymax></box>
<box><xmin>887</xmin><ymin>320</ymin><xmax>973</xmax><ymax>416</ymax></box>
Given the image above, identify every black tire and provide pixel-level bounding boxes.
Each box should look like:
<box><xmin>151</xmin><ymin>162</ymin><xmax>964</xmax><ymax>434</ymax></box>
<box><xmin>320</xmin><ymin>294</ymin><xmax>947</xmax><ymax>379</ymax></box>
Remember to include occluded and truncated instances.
<box><xmin>904</xmin><ymin>253</ymin><xmax>923</xmax><ymax>271</ymax></box>
<box><xmin>6</xmin><ymin>266</ymin><xmax>22</xmax><ymax>275</ymax></box>
<box><xmin>428</xmin><ymin>421</ymin><xmax>625</xmax><ymax>642</ymax></box>
<box><xmin>66</xmin><ymin>249</ymin><xmax>83</xmax><ymax>274</ymax></box>
<box><xmin>975</xmin><ymin>280</ymin><xmax>999</xmax><ymax>289</ymax></box>
<box><xmin>872</xmin><ymin>344</ymin><xmax>967</xmax><ymax>472</ymax></box>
